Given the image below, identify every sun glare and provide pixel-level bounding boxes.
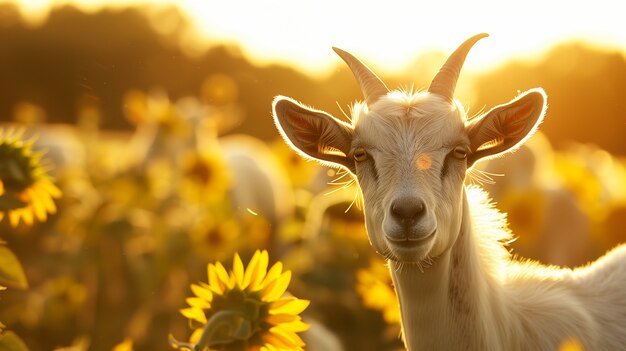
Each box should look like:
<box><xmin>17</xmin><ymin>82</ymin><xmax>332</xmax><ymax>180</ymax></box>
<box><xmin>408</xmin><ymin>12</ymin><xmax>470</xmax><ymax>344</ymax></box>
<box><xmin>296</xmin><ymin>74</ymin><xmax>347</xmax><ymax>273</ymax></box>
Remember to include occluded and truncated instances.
<box><xmin>180</xmin><ymin>0</ymin><xmax>626</xmax><ymax>76</ymax></box>
<box><xmin>8</xmin><ymin>0</ymin><xmax>626</xmax><ymax>76</ymax></box>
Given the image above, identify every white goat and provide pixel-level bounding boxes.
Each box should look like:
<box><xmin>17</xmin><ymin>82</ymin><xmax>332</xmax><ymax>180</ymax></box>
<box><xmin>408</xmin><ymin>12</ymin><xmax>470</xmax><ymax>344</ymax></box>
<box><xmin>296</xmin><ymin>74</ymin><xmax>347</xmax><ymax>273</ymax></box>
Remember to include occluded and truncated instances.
<box><xmin>272</xmin><ymin>33</ymin><xmax>626</xmax><ymax>350</ymax></box>
<box><xmin>477</xmin><ymin>136</ymin><xmax>602</xmax><ymax>267</ymax></box>
<box><xmin>127</xmin><ymin>94</ymin><xmax>294</xmax><ymax>229</ymax></box>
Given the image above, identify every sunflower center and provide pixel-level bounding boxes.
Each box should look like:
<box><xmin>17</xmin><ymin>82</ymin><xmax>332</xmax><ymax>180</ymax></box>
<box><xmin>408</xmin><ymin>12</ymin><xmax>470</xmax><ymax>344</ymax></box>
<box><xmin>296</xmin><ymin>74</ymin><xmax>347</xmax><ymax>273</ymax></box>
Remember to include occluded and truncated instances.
<box><xmin>187</xmin><ymin>158</ymin><xmax>214</xmax><ymax>185</ymax></box>
<box><xmin>206</xmin><ymin>227</ymin><xmax>224</xmax><ymax>247</ymax></box>
<box><xmin>206</xmin><ymin>288</ymin><xmax>270</xmax><ymax>349</ymax></box>
<box><xmin>0</xmin><ymin>142</ymin><xmax>36</xmax><ymax>193</ymax></box>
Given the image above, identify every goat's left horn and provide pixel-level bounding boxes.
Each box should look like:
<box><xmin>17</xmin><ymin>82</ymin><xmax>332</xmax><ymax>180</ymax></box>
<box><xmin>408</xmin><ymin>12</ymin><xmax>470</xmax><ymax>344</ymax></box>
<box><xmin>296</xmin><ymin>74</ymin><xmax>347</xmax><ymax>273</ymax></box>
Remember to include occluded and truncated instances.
<box><xmin>333</xmin><ymin>47</ymin><xmax>389</xmax><ymax>107</ymax></box>
<box><xmin>428</xmin><ymin>33</ymin><xmax>489</xmax><ymax>102</ymax></box>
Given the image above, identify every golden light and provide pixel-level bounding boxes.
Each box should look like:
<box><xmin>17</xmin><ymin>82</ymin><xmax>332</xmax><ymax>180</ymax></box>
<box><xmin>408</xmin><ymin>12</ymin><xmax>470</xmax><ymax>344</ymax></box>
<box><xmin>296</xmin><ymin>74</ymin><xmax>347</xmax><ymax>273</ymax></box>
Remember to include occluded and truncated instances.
<box><xmin>180</xmin><ymin>0</ymin><xmax>626</xmax><ymax>76</ymax></box>
<box><xmin>8</xmin><ymin>0</ymin><xmax>626</xmax><ymax>77</ymax></box>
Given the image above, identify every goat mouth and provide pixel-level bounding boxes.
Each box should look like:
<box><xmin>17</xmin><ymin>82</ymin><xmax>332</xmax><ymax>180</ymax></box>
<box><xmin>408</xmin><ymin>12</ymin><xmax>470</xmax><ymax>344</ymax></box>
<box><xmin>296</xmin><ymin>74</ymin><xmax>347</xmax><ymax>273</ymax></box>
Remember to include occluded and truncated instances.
<box><xmin>385</xmin><ymin>229</ymin><xmax>435</xmax><ymax>249</ymax></box>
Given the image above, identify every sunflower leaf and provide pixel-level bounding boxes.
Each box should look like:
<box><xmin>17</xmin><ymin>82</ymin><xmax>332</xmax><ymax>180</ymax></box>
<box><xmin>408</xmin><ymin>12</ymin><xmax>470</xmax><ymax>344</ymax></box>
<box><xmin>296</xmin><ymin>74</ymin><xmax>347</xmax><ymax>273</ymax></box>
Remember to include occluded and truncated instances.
<box><xmin>0</xmin><ymin>246</ymin><xmax>28</xmax><ymax>290</ymax></box>
<box><xmin>232</xmin><ymin>318</ymin><xmax>252</xmax><ymax>340</ymax></box>
<box><xmin>0</xmin><ymin>330</ymin><xmax>30</xmax><ymax>351</ymax></box>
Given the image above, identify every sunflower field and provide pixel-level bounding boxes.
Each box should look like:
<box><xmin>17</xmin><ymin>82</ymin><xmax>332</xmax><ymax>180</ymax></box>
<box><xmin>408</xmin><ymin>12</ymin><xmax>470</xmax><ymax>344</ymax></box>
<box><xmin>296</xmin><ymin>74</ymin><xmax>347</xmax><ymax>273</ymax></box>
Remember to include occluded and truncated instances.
<box><xmin>2</xmin><ymin>4</ymin><xmax>626</xmax><ymax>351</ymax></box>
<box><xmin>1</xmin><ymin>85</ymin><xmax>626</xmax><ymax>351</ymax></box>
<box><xmin>0</xmin><ymin>90</ymin><xmax>401</xmax><ymax>351</ymax></box>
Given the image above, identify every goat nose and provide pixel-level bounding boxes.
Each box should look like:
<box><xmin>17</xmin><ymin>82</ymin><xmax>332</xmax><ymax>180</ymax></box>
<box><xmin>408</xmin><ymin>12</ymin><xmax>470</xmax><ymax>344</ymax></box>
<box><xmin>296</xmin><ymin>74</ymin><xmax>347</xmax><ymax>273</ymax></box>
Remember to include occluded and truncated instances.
<box><xmin>390</xmin><ymin>197</ymin><xmax>425</xmax><ymax>223</ymax></box>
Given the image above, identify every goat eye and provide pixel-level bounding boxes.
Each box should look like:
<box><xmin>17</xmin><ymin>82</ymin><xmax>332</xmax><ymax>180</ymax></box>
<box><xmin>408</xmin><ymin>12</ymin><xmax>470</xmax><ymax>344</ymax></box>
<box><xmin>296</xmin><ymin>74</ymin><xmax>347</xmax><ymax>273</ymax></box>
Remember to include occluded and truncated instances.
<box><xmin>353</xmin><ymin>147</ymin><xmax>368</xmax><ymax>162</ymax></box>
<box><xmin>452</xmin><ymin>146</ymin><xmax>468</xmax><ymax>160</ymax></box>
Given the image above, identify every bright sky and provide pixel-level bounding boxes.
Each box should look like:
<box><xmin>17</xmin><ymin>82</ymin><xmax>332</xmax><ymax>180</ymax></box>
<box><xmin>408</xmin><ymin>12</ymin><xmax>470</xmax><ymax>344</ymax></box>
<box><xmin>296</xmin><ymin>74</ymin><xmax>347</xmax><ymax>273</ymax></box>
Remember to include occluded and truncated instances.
<box><xmin>11</xmin><ymin>0</ymin><xmax>626</xmax><ymax>76</ymax></box>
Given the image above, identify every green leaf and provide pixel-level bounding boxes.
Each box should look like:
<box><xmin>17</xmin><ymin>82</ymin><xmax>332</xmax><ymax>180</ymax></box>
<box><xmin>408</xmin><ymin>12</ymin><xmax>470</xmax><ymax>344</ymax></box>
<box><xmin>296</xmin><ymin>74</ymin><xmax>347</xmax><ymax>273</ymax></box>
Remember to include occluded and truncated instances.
<box><xmin>0</xmin><ymin>330</ymin><xmax>30</xmax><ymax>351</ymax></box>
<box><xmin>0</xmin><ymin>246</ymin><xmax>28</xmax><ymax>289</ymax></box>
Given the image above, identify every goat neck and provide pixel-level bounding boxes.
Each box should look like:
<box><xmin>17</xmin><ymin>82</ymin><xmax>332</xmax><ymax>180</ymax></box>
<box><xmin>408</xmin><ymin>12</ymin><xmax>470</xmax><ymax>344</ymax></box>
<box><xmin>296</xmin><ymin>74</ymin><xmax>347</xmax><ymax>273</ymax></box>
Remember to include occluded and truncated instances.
<box><xmin>388</xmin><ymin>188</ymin><xmax>507</xmax><ymax>351</ymax></box>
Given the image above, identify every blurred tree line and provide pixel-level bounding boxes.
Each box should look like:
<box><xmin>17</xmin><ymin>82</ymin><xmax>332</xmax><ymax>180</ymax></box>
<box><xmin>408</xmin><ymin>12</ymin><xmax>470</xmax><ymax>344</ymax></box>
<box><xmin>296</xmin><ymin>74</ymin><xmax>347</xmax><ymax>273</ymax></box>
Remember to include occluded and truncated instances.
<box><xmin>0</xmin><ymin>2</ymin><xmax>625</xmax><ymax>154</ymax></box>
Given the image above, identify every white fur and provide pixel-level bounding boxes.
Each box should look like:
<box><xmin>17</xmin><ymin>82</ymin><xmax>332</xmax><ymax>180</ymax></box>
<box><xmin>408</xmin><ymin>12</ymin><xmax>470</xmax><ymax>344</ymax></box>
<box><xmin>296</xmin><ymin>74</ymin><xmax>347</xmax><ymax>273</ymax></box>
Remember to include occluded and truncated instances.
<box><xmin>133</xmin><ymin>97</ymin><xmax>295</xmax><ymax>228</ymax></box>
<box><xmin>365</xmin><ymin>92</ymin><xmax>626</xmax><ymax>350</ymax></box>
<box><xmin>392</xmin><ymin>185</ymin><xmax>626</xmax><ymax>350</ymax></box>
<box><xmin>273</xmin><ymin>87</ymin><xmax>626</xmax><ymax>351</ymax></box>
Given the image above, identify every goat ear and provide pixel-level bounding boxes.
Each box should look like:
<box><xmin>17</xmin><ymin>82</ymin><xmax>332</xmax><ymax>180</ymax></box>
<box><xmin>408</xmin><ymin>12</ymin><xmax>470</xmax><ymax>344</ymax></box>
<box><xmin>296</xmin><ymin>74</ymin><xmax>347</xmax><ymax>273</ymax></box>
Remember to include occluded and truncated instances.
<box><xmin>466</xmin><ymin>89</ymin><xmax>547</xmax><ymax>167</ymax></box>
<box><xmin>273</xmin><ymin>96</ymin><xmax>355</xmax><ymax>172</ymax></box>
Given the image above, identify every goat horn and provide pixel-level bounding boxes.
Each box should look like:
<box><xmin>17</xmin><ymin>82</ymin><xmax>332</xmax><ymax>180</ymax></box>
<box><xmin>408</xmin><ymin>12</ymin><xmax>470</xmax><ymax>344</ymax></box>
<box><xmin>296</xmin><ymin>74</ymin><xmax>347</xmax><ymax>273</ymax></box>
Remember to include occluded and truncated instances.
<box><xmin>333</xmin><ymin>47</ymin><xmax>389</xmax><ymax>107</ymax></box>
<box><xmin>428</xmin><ymin>33</ymin><xmax>489</xmax><ymax>102</ymax></box>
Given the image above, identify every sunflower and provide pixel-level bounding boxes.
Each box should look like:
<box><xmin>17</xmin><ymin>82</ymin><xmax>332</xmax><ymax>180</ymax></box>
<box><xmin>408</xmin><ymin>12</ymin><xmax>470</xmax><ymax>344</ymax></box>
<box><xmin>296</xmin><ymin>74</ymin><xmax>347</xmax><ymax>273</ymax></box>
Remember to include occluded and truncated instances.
<box><xmin>270</xmin><ymin>141</ymin><xmax>319</xmax><ymax>189</ymax></box>
<box><xmin>112</xmin><ymin>337</ymin><xmax>134</xmax><ymax>351</ymax></box>
<box><xmin>498</xmin><ymin>188</ymin><xmax>546</xmax><ymax>248</ymax></box>
<box><xmin>356</xmin><ymin>259</ymin><xmax>400</xmax><ymax>325</ymax></box>
<box><xmin>189</xmin><ymin>215</ymin><xmax>240</xmax><ymax>262</ymax></box>
<box><xmin>553</xmin><ymin>153</ymin><xmax>604</xmax><ymax>220</ymax></box>
<box><xmin>175</xmin><ymin>250</ymin><xmax>309</xmax><ymax>351</ymax></box>
<box><xmin>180</xmin><ymin>150</ymin><xmax>231</xmax><ymax>205</ymax></box>
<box><xmin>0</xmin><ymin>128</ymin><xmax>61</xmax><ymax>227</ymax></box>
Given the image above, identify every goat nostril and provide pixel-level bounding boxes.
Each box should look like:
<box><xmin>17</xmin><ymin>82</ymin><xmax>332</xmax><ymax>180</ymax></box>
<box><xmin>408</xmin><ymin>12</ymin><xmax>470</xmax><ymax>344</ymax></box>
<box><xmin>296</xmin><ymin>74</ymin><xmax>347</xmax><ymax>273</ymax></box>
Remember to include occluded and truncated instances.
<box><xmin>391</xmin><ymin>197</ymin><xmax>425</xmax><ymax>221</ymax></box>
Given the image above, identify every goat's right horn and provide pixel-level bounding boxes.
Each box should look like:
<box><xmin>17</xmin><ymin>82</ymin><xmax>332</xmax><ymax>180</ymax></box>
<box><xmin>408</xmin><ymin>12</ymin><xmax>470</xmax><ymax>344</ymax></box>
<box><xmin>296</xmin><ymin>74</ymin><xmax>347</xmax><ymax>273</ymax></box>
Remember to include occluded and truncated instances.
<box><xmin>333</xmin><ymin>47</ymin><xmax>389</xmax><ymax>107</ymax></box>
<box><xmin>428</xmin><ymin>33</ymin><xmax>489</xmax><ymax>102</ymax></box>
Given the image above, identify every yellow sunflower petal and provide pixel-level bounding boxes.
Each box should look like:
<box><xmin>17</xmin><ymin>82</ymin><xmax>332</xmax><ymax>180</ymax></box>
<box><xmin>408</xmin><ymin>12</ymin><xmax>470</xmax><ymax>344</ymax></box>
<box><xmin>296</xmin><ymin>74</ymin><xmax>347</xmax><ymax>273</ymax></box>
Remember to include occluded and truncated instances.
<box><xmin>27</xmin><ymin>188</ymin><xmax>47</xmax><ymax>222</ymax></box>
<box><xmin>112</xmin><ymin>337</ymin><xmax>133</xmax><ymax>351</ymax></box>
<box><xmin>262</xmin><ymin>333</ymin><xmax>293</xmax><ymax>349</ymax></box>
<box><xmin>191</xmin><ymin>283</ymin><xmax>213</xmax><ymax>302</ymax></box>
<box><xmin>189</xmin><ymin>328</ymin><xmax>204</xmax><ymax>343</ymax></box>
<box><xmin>273</xmin><ymin>326</ymin><xmax>306</xmax><ymax>347</ymax></box>
<box><xmin>249</xmin><ymin>250</ymin><xmax>269</xmax><ymax>291</ymax></box>
<box><xmin>199</xmin><ymin>281</ymin><xmax>213</xmax><ymax>291</ymax></box>
<box><xmin>186</xmin><ymin>297</ymin><xmax>210</xmax><ymax>309</ymax></box>
<box><xmin>36</xmin><ymin>183</ymin><xmax>57</xmax><ymax>213</ymax></box>
<box><xmin>268</xmin><ymin>326</ymin><xmax>305</xmax><ymax>348</ymax></box>
<box><xmin>21</xmin><ymin>207</ymin><xmax>34</xmax><ymax>226</ymax></box>
<box><xmin>242</xmin><ymin>250</ymin><xmax>261</xmax><ymax>289</ymax></box>
<box><xmin>9</xmin><ymin>209</ymin><xmax>22</xmax><ymax>227</ymax></box>
<box><xmin>278</xmin><ymin>319</ymin><xmax>310</xmax><ymax>333</ymax></box>
<box><xmin>270</xmin><ymin>298</ymin><xmax>310</xmax><ymax>315</ymax></box>
<box><xmin>265</xmin><ymin>314</ymin><xmax>300</xmax><ymax>325</ymax></box>
<box><xmin>232</xmin><ymin>253</ymin><xmax>244</xmax><ymax>288</ymax></box>
<box><xmin>207</xmin><ymin>263</ymin><xmax>224</xmax><ymax>294</ymax></box>
<box><xmin>180</xmin><ymin>307</ymin><xmax>207</xmax><ymax>324</ymax></box>
<box><xmin>263</xmin><ymin>262</ymin><xmax>283</xmax><ymax>287</ymax></box>
<box><xmin>41</xmin><ymin>180</ymin><xmax>62</xmax><ymax>198</ymax></box>
<box><xmin>263</xmin><ymin>271</ymin><xmax>291</xmax><ymax>302</ymax></box>
<box><xmin>214</xmin><ymin>262</ymin><xmax>233</xmax><ymax>289</ymax></box>
<box><xmin>9</xmin><ymin>207</ymin><xmax>33</xmax><ymax>228</ymax></box>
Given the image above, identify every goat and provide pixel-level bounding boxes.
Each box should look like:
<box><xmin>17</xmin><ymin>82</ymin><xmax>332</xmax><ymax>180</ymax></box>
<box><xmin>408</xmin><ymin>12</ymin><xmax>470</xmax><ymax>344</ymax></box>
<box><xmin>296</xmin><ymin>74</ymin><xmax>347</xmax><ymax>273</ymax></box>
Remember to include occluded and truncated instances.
<box><xmin>272</xmin><ymin>33</ymin><xmax>626</xmax><ymax>350</ymax></box>
<box><xmin>126</xmin><ymin>92</ymin><xmax>294</xmax><ymax>231</ymax></box>
<box><xmin>477</xmin><ymin>135</ymin><xmax>598</xmax><ymax>267</ymax></box>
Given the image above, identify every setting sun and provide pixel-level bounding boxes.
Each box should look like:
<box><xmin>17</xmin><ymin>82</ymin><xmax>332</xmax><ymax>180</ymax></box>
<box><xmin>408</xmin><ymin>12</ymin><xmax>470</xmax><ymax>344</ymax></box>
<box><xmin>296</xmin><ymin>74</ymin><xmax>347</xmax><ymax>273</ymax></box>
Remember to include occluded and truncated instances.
<box><xmin>9</xmin><ymin>0</ymin><xmax>626</xmax><ymax>75</ymax></box>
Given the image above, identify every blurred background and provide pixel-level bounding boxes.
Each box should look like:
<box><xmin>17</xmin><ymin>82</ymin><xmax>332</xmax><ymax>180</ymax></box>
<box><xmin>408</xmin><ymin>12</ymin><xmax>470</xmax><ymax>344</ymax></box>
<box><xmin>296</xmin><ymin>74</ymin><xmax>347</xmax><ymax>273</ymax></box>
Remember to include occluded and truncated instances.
<box><xmin>1</xmin><ymin>0</ymin><xmax>626</xmax><ymax>350</ymax></box>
